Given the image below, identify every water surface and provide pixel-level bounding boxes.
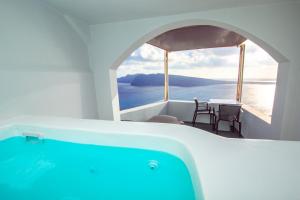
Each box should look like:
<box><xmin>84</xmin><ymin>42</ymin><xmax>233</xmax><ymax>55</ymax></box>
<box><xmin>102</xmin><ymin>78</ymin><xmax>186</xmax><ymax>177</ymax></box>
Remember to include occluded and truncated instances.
<box><xmin>0</xmin><ymin>137</ymin><xmax>196</xmax><ymax>200</ymax></box>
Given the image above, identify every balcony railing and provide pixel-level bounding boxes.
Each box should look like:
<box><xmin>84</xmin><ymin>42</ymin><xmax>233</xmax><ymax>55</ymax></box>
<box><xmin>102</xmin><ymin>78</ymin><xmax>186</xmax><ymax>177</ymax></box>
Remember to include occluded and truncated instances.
<box><xmin>120</xmin><ymin>100</ymin><xmax>274</xmax><ymax>139</ymax></box>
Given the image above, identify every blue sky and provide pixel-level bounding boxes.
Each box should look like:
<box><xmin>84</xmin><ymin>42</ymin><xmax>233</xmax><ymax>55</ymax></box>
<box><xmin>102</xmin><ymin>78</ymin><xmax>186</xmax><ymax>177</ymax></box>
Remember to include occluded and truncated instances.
<box><xmin>117</xmin><ymin>40</ymin><xmax>278</xmax><ymax>80</ymax></box>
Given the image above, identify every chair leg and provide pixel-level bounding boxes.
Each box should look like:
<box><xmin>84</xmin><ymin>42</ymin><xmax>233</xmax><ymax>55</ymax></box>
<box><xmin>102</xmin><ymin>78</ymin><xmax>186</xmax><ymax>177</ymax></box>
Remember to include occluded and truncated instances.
<box><xmin>213</xmin><ymin>115</ymin><xmax>216</xmax><ymax>131</ymax></box>
<box><xmin>216</xmin><ymin>120</ymin><xmax>220</xmax><ymax>134</ymax></box>
<box><xmin>231</xmin><ymin>121</ymin><xmax>235</xmax><ymax>132</ymax></box>
<box><xmin>239</xmin><ymin>122</ymin><xmax>242</xmax><ymax>137</ymax></box>
<box><xmin>192</xmin><ymin>111</ymin><xmax>197</xmax><ymax>127</ymax></box>
<box><xmin>210</xmin><ymin>114</ymin><xmax>214</xmax><ymax>130</ymax></box>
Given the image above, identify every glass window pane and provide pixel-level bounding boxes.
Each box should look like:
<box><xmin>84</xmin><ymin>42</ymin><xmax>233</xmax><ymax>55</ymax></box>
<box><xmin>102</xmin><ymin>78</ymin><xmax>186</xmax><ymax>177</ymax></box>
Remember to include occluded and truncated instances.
<box><xmin>117</xmin><ymin>44</ymin><xmax>164</xmax><ymax>110</ymax></box>
<box><xmin>242</xmin><ymin>40</ymin><xmax>278</xmax><ymax>116</ymax></box>
<box><xmin>168</xmin><ymin>47</ymin><xmax>240</xmax><ymax>101</ymax></box>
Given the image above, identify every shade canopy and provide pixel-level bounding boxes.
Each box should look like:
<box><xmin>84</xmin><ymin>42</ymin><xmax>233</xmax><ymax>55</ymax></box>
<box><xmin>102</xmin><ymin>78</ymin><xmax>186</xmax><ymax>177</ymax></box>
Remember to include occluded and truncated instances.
<box><xmin>147</xmin><ymin>25</ymin><xmax>246</xmax><ymax>52</ymax></box>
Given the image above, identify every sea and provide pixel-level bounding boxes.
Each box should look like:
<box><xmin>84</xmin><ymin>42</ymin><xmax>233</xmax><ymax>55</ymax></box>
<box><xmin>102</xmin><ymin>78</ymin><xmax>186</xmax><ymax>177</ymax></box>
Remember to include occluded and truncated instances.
<box><xmin>118</xmin><ymin>82</ymin><xmax>276</xmax><ymax>116</ymax></box>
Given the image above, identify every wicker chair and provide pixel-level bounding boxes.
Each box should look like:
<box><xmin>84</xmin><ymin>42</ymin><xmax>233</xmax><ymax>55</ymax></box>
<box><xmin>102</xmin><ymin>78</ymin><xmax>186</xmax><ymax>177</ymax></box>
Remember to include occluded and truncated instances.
<box><xmin>213</xmin><ymin>104</ymin><xmax>242</xmax><ymax>136</ymax></box>
<box><xmin>192</xmin><ymin>98</ymin><xmax>213</xmax><ymax>127</ymax></box>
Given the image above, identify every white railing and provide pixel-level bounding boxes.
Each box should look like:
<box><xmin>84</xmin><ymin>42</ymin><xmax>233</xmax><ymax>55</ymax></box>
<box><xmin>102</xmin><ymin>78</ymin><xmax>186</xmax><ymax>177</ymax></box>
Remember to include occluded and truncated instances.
<box><xmin>120</xmin><ymin>100</ymin><xmax>277</xmax><ymax>140</ymax></box>
<box><xmin>120</xmin><ymin>101</ymin><xmax>168</xmax><ymax>122</ymax></box>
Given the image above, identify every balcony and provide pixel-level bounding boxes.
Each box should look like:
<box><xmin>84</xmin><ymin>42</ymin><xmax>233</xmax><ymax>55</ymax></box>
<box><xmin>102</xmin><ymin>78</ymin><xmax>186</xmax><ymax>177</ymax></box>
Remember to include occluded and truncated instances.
<box><xmin>120</xmin><ymin>99</ymin><xmax>274</xmax><ymax>139</ymax></box>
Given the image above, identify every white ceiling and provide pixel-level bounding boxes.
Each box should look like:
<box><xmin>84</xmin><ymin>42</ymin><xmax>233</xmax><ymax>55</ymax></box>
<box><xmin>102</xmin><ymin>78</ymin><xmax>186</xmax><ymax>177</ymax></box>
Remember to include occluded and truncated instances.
<box><xmin>42</xmin><ymin>0</ymin><xmax>296</xmax><ymax>24</ymax></box>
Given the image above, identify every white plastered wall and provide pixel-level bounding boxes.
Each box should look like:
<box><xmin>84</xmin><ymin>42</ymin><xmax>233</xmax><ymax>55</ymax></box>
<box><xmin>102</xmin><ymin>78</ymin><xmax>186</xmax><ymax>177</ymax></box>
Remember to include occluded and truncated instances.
<box><xmin>89</xmin><ymin>2</ymin><xmax>300</xmax><ymax>140</ymax></box>
<box><xmin>0</xmin><ymin>0</ymin><xmax>98</xmax><ymax>119</ymax></box>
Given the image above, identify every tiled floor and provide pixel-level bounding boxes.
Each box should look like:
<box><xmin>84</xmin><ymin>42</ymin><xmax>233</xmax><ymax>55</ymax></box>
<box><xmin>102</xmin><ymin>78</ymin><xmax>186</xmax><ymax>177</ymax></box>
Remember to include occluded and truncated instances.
<box><xmin>184</xmin><ymin>122</ymin><xmax>243</xmax><ymax>138</ymax></box>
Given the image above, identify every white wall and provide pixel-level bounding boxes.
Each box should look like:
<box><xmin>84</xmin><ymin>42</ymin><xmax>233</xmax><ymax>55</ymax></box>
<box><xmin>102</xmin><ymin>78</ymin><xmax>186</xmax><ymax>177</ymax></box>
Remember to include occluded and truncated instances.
<box><xmin>168</xmin><ymin>100</ymin><xmax>197</xmax><ymax>122</ymax></box>
<box><xmin>119</xmin><ymin>100</ymin><xmax>236</xmax><ymax>132</ymax></box>
<box><xmin>1</xmin><ymin>1</ymin><xmax>299</xmax><ymax>140</ymax></box>
<box><xmin>240</xmin><ymin>106</ymin><xmax>274</xmax><ymax>139</ymax></box>
<box><xmin>89</xmin><ymin>2</ymin><xmax>300</xmax><ymax>140</ymax></box>
<box><xmin>120</xmin><ymin>101</ymin><xmax>167</xmax><ymax>121</ymax></box>
<box><xmin>0</xmin><ymin>0</ymin><xmax>98</xmax><ymax>119</ymax></box>
<box><xmin>120</xmin><ymin>100</ymin><xmax>271</xmax><ymax>136</ymax></box>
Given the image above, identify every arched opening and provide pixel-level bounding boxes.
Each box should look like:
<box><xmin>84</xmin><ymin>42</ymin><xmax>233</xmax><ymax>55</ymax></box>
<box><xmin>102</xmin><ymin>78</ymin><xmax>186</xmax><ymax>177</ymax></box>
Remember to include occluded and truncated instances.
<box><xmin>110</xmin><ymin>20</ymin><xmax>286</xmax><ymax>71</ymax></box>
<box><xmin>118</xmin><ymin>40</ymin><xmax>277</xmax><ymax>116</ymax></box>
<box><xmin>107</xmin><ymin>20</ymin><xmax>287</xmax><ymax>139</ymax></box>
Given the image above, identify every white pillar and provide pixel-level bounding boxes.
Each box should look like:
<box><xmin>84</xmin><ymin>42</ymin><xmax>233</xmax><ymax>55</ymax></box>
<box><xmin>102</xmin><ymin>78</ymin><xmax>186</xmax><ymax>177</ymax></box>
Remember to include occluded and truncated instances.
<box><xmin>93</xmin><ymin>66</ymin><xmax>120</xmax><ymax>121</ymax></box>
<box><xmin>236</xmin><ymin>44</ymin><xmax>246</xmax><ymax>102</ymax></box>
<box><xmin>164</xmin><ymin>50</ymin><xmax>169</xmax><ymax>101</ymax></box>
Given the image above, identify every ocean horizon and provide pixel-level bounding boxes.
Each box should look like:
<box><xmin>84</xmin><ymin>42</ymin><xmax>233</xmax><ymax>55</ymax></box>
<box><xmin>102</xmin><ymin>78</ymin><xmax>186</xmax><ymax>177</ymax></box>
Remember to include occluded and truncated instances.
<box><xmin>118</xmin><ymin>82</ymin><xmax>276</xmax><ymax>116</ymax></box>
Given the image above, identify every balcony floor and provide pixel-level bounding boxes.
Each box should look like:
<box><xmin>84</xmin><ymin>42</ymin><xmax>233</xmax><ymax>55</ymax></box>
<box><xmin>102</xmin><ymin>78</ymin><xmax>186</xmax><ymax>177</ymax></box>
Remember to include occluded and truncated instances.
<box><xmin>184</xmin><ymin>122</ymin><xmax>243</xmax><ymax>138</ymax></box>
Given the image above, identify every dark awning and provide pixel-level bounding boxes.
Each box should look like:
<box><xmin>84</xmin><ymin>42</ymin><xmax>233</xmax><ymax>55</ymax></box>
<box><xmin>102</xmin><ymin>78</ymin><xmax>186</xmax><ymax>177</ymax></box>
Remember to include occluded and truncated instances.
<box><xmin>147</xmin><ymin>25</ymin><xmax>246</xmax><ymax>52</ymax></box>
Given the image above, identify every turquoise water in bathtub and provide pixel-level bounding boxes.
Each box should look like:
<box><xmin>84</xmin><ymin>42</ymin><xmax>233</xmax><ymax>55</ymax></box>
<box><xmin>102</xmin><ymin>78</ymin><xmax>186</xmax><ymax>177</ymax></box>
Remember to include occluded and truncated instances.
<box><xmin>0</xmin><ymin>137</ymin><xmax>196</xmax><ymax>200</ymax></box>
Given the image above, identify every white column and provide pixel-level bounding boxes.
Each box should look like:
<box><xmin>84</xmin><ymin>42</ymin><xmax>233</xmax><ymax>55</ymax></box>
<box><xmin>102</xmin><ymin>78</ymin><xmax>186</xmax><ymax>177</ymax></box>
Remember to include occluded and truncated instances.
<box><xmin>164</xmin><ymin>50</ymin><xmax>169</xmax><ymax>101</ymax></box>
<box><xmin>236</xmin><ymin>44</ymin><xmax>246</xmax><ymax>102</ymax></box>
<box><xmin>93</xmin><ymin>66</ymin><xmax>120</xmax><ymax>121</ymax></box>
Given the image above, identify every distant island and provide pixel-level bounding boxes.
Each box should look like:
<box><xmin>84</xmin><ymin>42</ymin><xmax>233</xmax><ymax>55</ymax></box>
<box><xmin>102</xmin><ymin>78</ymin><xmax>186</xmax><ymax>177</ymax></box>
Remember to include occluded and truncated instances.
<box><xmin>118</xmin><ymin>73</ymin><xmax>234</xmax><ymax>87</ymax></box>
<box><xmin>118</xmin><ymin>73</ymin><xmax>276</xmax><ymax>87</ymax></box>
